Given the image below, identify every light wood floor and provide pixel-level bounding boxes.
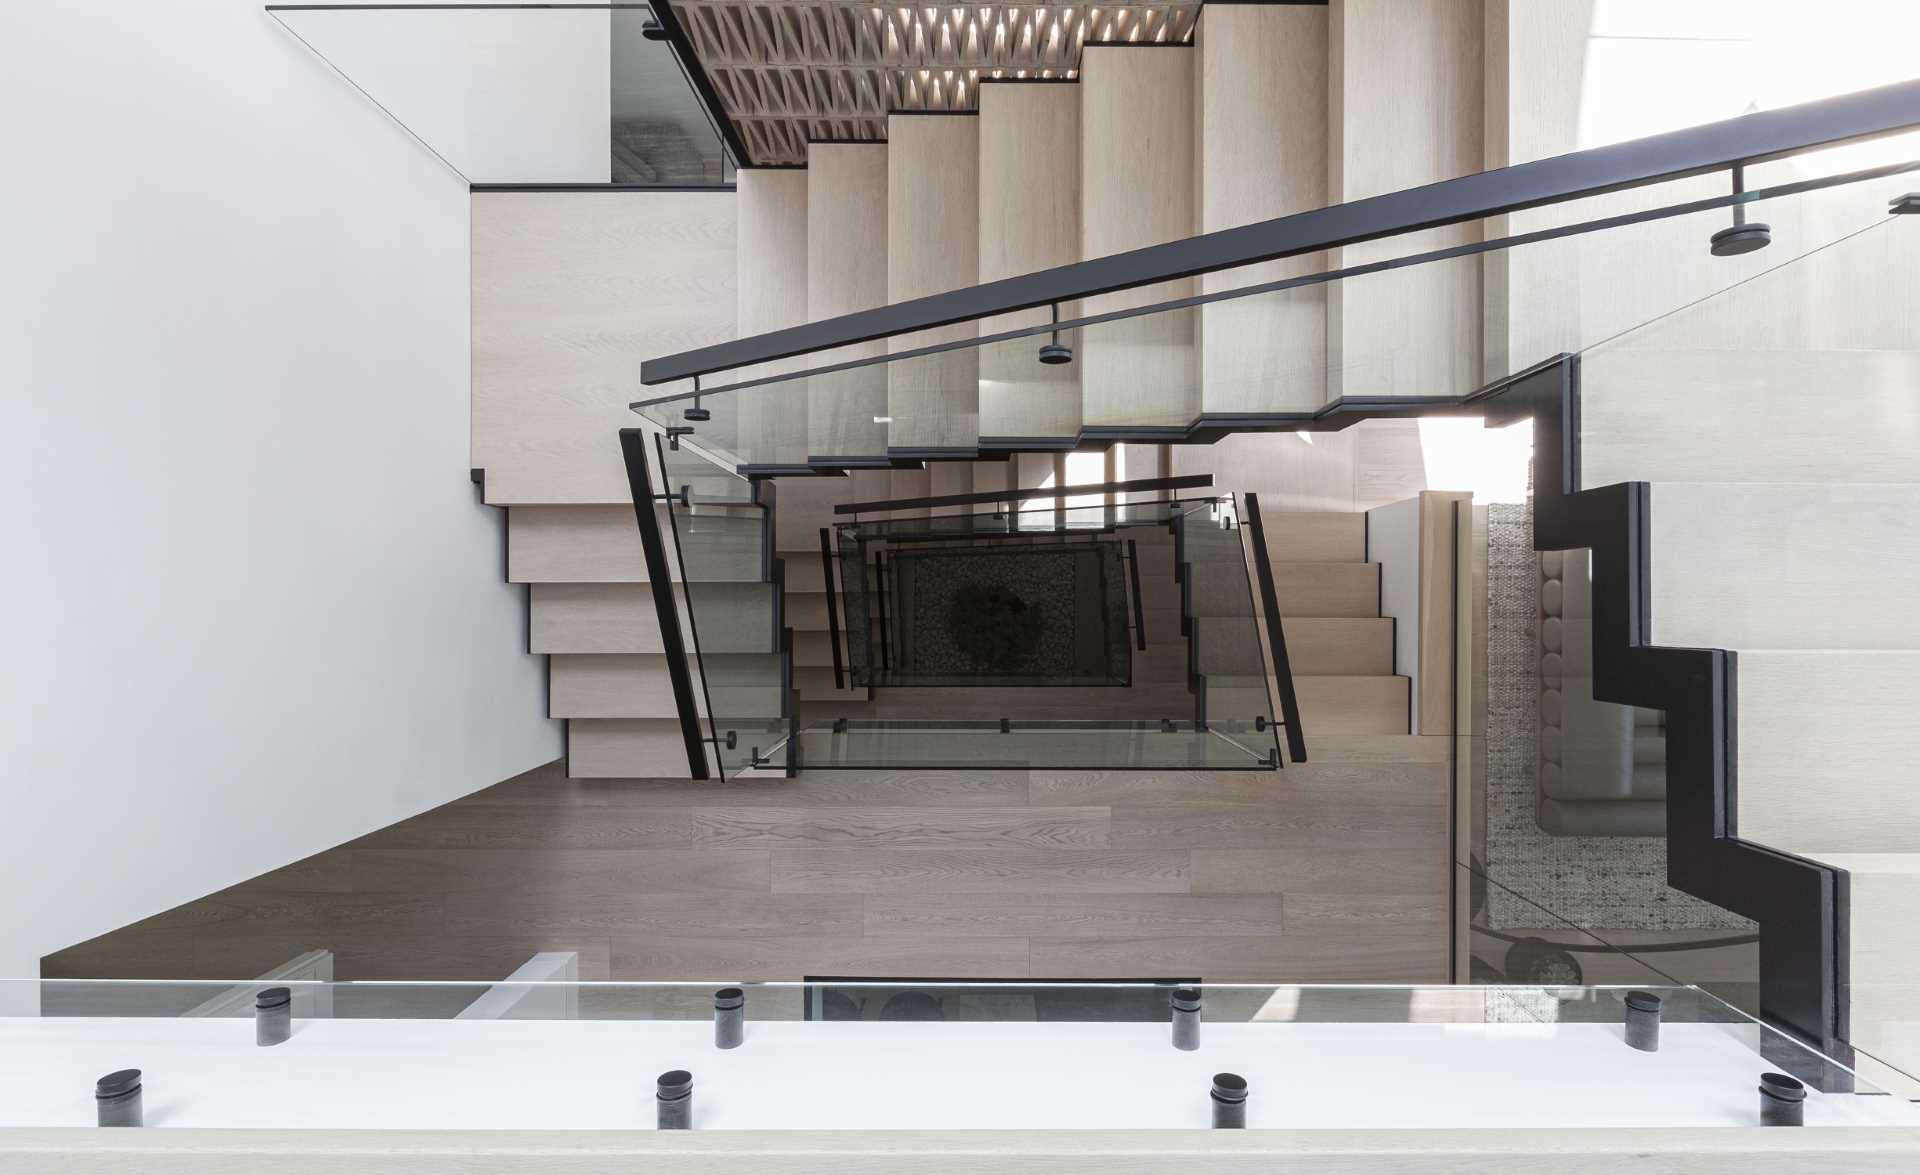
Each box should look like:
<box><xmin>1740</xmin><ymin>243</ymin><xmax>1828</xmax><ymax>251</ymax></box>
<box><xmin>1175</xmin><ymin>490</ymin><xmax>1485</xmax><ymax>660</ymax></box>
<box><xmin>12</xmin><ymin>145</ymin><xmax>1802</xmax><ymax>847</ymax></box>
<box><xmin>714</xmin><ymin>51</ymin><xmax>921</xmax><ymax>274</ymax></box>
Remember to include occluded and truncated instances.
<box><xmin>44</xmin><ymin>739</ymin><xmax>1450</xmax><ymax>990</ymax></box>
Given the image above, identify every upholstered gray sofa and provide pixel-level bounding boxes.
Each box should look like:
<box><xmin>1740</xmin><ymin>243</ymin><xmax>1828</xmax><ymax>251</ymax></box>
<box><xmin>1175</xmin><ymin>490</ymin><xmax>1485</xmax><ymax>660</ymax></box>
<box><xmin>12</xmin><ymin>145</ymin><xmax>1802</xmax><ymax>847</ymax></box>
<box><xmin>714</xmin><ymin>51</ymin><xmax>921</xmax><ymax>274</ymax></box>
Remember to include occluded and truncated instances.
<box><xmin>1538</xmin><ymin>549</ymin><xmax>1667</xmax><ymax>837</ymax></box>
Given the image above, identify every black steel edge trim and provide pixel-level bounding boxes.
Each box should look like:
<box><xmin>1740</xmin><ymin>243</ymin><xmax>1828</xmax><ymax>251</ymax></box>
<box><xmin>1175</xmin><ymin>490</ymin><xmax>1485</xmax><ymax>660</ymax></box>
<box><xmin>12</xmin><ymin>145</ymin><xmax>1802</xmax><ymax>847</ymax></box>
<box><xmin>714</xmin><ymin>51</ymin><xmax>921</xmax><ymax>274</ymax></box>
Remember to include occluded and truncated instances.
<box><xmin>1503</xmin><ymin>358</ymin><xmax>1844</xmax><ymax>1054</ymax></box>
<box><xmin>874</xmin><ymin>550</ymin><xmax>891</xmax><ymax>672</ymax></box>
<box><xmin>1127</xmin><ymin>538</ymin><xmax>1147</xmax><ymax>653</ymax></box>
<box><xmin>834</xmin><ymin>474</ymin><xmax>1213</xmax><ymax>515</ymax></box>
<box><xmin>619</xmin><ymin>428</ymin><xmax>710</xmax><ymax>780</ymax></box>
<box><xmin>885</xmin><ymin>446</ymin><xmax>978</xmax><ymax>459</ymax></box>
<box><xmin>1080</xmin><ymin>39</ymin><xmax>1193</xmax><ymax>49</ymax></box>
<box><xmin>642</xmin><ymin>82</ymin><xmax>1920</xmax><ymax>381</ymax></box>
<box><xmin>1241</xmin><ymin>493</ymin><xmax>1309</xmax><ymax>764</ymax></box>
<box><xmin>651</xmin><ymin>429</ymin><xmax>729</xmax><ymax>778</ymax></box>
<box><xmin>884</xmin><ymin>109</ymin><xmax>981</xmax><ymax>118</ymax></box>
<box><xmin>714</xmin><ymin>385</ymin><xmax>1540</xmax><ymax>475</ymax></box>
<box><xmin>820</xmin><ymin>528</ymin><xmax>845</xmax><ymax>691</ymax></box>
<box><xmin>975</xmin><ymin>76</ymin><xmax>1079</xmax><ymax>85</ymax></box>
<box><xmin>471</xmin><ymin>183</ymin><xmax>735</xmax><ymax>193</ymax></box>
<box><xmin>737</xmin><ymin>464</ymin><xmax>847</xmax><ymax>477</ymax></box>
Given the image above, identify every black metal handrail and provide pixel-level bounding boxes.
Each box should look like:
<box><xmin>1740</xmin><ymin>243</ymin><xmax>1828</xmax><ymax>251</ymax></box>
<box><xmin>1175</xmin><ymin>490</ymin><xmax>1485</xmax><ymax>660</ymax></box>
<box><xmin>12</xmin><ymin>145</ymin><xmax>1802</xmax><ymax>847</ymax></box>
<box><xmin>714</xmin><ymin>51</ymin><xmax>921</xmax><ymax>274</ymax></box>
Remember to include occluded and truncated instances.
<box><xmin>621</xmin><ymin>428</ymin><xmax>711</xmax><ymax>779</ymax></box>
<box><xmin>641</xmin><ymin>78</ymin><xmax>1920</xmax><ymax>384</ymax></box>
<box><xmin>1241</xmin><ymin>493</ymin><xmax>1308</xmax><ymax>765</ymax></box>
<box><xmin>1126</xmin><ymin>538</ymin><xmax>1146</xmax><ymax>653</ymax></box>
<box><xmin>819</xmin><ymin>527</ymin><xmax>846</xmax><ymax>691</ymax></box>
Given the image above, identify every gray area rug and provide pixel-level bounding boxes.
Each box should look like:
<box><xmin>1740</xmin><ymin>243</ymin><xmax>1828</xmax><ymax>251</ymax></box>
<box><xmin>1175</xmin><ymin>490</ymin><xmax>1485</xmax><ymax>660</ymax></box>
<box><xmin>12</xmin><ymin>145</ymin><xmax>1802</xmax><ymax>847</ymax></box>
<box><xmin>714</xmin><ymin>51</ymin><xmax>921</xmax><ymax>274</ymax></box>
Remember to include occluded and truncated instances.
<box><xmin>1484</xmin><ymin>497</ymin><xmax>1751</xmax><ymax>932</ymax></box>
<box><xmin>889</xmin><ymin>542</ymin><xmax>1129</xmax><ymax>686</ymax></box>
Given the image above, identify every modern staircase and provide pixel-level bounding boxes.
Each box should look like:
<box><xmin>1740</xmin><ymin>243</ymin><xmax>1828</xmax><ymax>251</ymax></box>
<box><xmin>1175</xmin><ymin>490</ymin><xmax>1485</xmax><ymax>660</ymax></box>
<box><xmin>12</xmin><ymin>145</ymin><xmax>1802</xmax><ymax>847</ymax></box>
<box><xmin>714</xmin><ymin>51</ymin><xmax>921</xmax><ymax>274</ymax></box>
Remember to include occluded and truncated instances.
<box><xmin>488</xmin><ymin>4</ymin><xmax>1466</xmax><ymax>778</ymax></box>
<box><xmin>783</xmin><ymin>491</ymin><xmax>1296</xmax><ymax>769</ymax></box>
<box><xmin>1594</xmin><ymin>220</ymin><xmax>1920</xmax><ymax>1087</ymax></box>
<box><xmin>1256</xmin><ymin>512</ymin><xmax>1408</xmax><ymax>736</ymax></box>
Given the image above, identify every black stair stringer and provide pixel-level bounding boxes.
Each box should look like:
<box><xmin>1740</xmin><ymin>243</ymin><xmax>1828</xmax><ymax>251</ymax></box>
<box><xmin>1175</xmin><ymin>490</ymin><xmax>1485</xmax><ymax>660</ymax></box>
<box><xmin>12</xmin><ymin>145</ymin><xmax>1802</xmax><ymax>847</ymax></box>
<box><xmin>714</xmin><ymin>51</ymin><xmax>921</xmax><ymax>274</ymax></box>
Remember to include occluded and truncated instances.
<box><xmin>1481</xmin><ymin>356</ymin><xmax>1847</xmax><ymax>1063</ymax></box>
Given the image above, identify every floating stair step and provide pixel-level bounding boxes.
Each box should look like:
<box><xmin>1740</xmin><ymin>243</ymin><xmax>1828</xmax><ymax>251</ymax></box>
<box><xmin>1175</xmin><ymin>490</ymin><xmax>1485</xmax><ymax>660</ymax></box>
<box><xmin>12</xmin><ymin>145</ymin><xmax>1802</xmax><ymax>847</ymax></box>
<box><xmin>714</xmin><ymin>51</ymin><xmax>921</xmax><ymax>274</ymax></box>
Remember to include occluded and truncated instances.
<box><xmin>791</xmin><ymin>629</ymin><xmax>840</xmax><ymax>667</ymax></box>
<box><xmin>1817</xmin><ymin>853</ymin><xmax>1920</xmax><ymax>1093</ymax></box>
<box><xmin>549</xmin><ymin>655</ymin><xmax>683</xmax><ymax>720</ymax></box>
<box><xmin>1280</xmin><ymin>617</ymin><xmax>1395</xmax><ymax>676</ymax></box>
<box><xmin>1582</xmin><ymin>350</ymin><xmax>1920</xmax><ymax>487</ymax></box>
<box><xmin>508</xmin><ymin>504</ymin><xmax>766</xmax><ymax>584</ymax></box>
<box><xmin>1259</xmin><ymin>511</ymin><xmax>1368</xmax><ymax>563</ymax></box>
<box><xmin>531</xmin><ymin>583</ymin><xmax>670</xmax><ymax>655</ymax></box>
<box><xmin>1132</xmin><ymin>643</ymin><xmax>1193</xmax><ymax>682</ymax></box>
<box><xmin>1734</xmin><ymin>651</ymin><xmax>1920</xmax><ymax>856</ymax></box>
<box><xmin>795</xmin><ymin>666</ymin><xmax>864</xmax><ymax>700</ymax></box>
<box><xmin>1133</xmin><ymin>542</ymin><xmax>1176</xmax><ymax>579</ymax></box>
<box><xmin>531</xmin><ymin>583</ymin><xmax>782</xmax><ymax>655</ymax></box>
<box><xmin>1197</xmin><ymin>675</ymin><xmax>1277</xmax><ymax>729</ymax></box>
<box><xmin>508</xmin><ymin>505</ymin><xmax>655</xmax><ymax>584</ymax></box>
<box><xmin>1193</xmin><ymin>618</ymin><xmax>1267</xmax><ymax>676</ymax></box>
<box><xmin>1649</xmin><ymin>482</ymin><xmax>1920</xmax><ymax>651</ymax></box>
<box><xmin>680</xmin><ymin>584</ymin><xmax>782</xmax><ymax>652</ymax></box>
<box><xmin>1185</xmin><ymin>569</ymin><xmax>1256</xmax><ymax>617</ymax></box>
<box><xmin>1271</xmin><ymin>562</ymin><xmax>1380</xmax><ymax>618</ymax></box>
<box><xmin>551</xmin><ymin>653</ymin><xmax>785</xmax><ymax>720</ymax></box>
<box><xmin>1294</xmin><ymin>675</ymin><xmax>1409</xmax><ymax>735</ymax></box>
<box><xmin>567</xmin><ymin>719</ymin><xmax>697</xmax><ymax>779</ymax></box>
<box><xmin>778</xmin><ymin>553</ymin><xmax>829</xmax><ymax>593</ymax></box>
<box><xmin>784</xmin><ymin>593</ymin><xmax>832</xmax><ymax>630</ymax></box>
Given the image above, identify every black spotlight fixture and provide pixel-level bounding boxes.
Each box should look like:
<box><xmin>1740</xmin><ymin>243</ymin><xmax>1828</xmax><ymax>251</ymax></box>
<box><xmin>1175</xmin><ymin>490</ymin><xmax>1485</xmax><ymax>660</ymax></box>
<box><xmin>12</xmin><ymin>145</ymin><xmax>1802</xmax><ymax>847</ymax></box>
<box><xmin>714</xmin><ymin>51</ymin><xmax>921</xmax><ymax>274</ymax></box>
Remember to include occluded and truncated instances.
<box><xmin>1038</xmin><ymin>302</ymin><xmax>1073</xmax><ymax>365</ymax></box>
<box><xmin>1891</xmin><ymin>192</ymin><xmax>1920</xmax><ymax>215</ymax></box>
<box><xmin>1709</xmin><ymin>164</ymin><xmax>1771</xmax><ymax>256</ymax></box>
<box><xmin>640</xmin><ymin>20</ymin><xmax>671</xmax><ymax>42</ymax></box>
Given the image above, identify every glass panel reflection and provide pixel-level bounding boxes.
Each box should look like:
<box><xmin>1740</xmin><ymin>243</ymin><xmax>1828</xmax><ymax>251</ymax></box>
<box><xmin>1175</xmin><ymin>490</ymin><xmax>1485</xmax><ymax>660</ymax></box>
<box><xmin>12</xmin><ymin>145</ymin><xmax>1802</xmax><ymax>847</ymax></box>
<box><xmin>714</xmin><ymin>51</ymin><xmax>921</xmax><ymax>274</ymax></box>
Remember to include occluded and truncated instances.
<box><xmin>269</xmin><ymin>4</ymin><xmax>731</xmax><ymax>185</ymax></box>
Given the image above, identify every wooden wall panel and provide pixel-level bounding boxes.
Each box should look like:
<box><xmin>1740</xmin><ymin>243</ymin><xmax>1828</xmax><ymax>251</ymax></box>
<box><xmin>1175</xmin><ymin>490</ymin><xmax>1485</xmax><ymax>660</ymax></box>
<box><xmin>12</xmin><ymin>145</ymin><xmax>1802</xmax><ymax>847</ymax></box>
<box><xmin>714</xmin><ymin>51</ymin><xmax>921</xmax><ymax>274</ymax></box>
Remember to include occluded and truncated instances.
<box><xmin>734</xmin><ymin>169</ymin><xmax>810</xmax><ymax>464</ymax></box>
<box><xmin>1196</xmin><ymin>3</ymin><xmax>1328</xmax><ymax>414</ymax></box>
<box><xmin>806</xmin><ymin>144</ymin><xmax>889</xmax><ymax>460</ymax></box>
<box><xmin>887</xmin><ymin>115</ymin><xmax>979</xmax><ymax>452</ymax></box>
<box><xmin>1079</xmin><ymin>46</ymin><xmax>1198</xmax><ymax>429</ymax></box>
<box><xmin>471</xmin><ymin>193</ymin><xmax>735</xmax><ymax>505</ymax></box>
<box><xmin>978</xmin><ymin>81</ymin><xmax>1082</xmax><ymax>440</ymax></box>
<box><xmin>1327</xmin><ymin>0</ymin><xmax>1483</xmax><ymax>402</ymax></box>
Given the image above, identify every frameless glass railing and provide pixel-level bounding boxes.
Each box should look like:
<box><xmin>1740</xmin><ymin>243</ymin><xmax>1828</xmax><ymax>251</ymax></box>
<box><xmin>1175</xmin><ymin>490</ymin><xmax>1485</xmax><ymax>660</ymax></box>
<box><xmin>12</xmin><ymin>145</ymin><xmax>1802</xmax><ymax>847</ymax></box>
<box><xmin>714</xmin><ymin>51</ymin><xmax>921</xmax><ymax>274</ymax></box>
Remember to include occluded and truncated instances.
<box><xmin>1570</xmin><ymin>210</ymin><xmax>1918</xmax><ymax>1088</ymax></box>
<box><xmin>810</xmin><ymin>496</ymin><xmax>1277</xmax><ymax>769</ymax></box>
<box><xmin>1457</xmin><ymin>204</ymin><xmax>1920</xmax><ymax>1092</ymax></box>
<box><xmin>652</xmin><ymin>434</ymin><xmax>792</xmax><ymax>777</ymax></box>
<box><xmin>1173</xmin><ymin>497</ymin><xmax>1282</xmax><ymax>764</ymax></box>
<box><xmin>633</xmin><ymin>156</ymin><xmax>1919</xmax><ymax>469</ymax></box>
<box><xmin>267</xmin><ymin>3</ymin><xmax>735</xmax><ymax>185</ymax></box>
<box><xmin>4</xmin><ymin>978</ymin><xmax>1901</xmax><ymax>1130</ymax></box>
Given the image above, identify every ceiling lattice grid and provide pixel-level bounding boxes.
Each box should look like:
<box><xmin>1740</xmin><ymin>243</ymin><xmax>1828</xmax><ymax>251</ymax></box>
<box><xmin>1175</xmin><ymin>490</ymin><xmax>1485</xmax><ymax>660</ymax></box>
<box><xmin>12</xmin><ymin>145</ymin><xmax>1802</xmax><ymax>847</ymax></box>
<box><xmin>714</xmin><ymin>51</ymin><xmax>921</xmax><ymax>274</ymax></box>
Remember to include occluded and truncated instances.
<box><xmin>671</xmin><ymin>2</ymin><xmax>1202</xmax><ymax>163</ymax></box>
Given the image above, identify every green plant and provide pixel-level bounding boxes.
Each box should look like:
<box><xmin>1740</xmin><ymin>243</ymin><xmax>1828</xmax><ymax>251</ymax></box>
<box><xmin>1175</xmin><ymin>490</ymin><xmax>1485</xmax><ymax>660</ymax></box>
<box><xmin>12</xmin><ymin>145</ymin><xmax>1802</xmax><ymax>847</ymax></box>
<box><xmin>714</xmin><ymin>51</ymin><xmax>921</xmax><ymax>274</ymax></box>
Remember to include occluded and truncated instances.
<box><xmin>948</xmin><ymin>582</ymin><xmax>1043</xmax><ymax>671</ymax></box>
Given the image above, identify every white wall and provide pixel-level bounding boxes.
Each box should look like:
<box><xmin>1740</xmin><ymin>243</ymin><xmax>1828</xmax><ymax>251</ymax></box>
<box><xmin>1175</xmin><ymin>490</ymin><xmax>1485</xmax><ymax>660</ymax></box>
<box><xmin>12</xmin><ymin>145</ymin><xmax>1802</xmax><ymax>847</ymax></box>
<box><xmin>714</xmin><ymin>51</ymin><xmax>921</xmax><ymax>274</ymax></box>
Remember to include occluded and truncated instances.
<box><xmin>0</xmin><ymin>1</ymin><xmax>561</xmax><ymax>982</ymax></box>
<box><xmin>1366</xmin><ymin>497</ymin><xmax>1421</xmax><ymax>731</ymax></box>
<box><xmin>269</xmin><ymin>5</ymin><xmax>611</xmax><ymax>183</ymax></box>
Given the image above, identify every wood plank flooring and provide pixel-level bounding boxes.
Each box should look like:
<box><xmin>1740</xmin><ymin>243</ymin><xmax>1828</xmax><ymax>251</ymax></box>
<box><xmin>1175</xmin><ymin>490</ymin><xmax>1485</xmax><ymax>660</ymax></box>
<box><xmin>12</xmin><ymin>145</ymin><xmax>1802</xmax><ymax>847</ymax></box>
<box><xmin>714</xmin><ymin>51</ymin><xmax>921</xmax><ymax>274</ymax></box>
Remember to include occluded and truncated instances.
<box><xmin>44</xmin><ymin>744</ymin><xmax>1450</xmax><ymax>987</ymax></box>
